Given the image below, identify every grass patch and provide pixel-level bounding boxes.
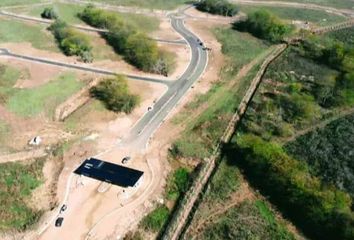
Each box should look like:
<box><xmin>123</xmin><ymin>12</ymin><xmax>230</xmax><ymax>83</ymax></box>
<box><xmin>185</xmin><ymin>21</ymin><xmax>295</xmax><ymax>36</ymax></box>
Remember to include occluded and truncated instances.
<box><xmin>85</xmin><ymin>0</ymin><xmax>188</xmax><ymax>10</ymax></box>
<box><xmin>0</xmin><ymin>159</ymin><xmax>44</xmax><ymax>231</ymax></box>
<box><xmin>0</xmin><ymin>0</ymin><xmax>45</xmax><ymax>7</ymax></box>
<box><xmin>199</xmin><ymin>200</ymin><xmax>294</xmax><ymax>240</ymax></box>
<box><xmin>6</xmin><ymin>72</ymin><xmax>84</xmax><ymax>118</ymax></box>
<box><xmin>140</xmin><ymin>205</ymin><xmax>169</xmax><ymax>232</ymax></box>
<box><xmin>253</xmin><ymin>0</ymin><xmax>354</xmax><ymax>9</ymax></box>
<box><xmin>0</xmin><ymin>64</ymin><xmax>23</xmax><ymax>103</ymax></box>
<box><xmin>0</xmin><ymin>18</ymin><xmax>58</xmax><ymax>52</ymax></box>
<box><xmin>238</xmin><ymin>5</ymin><xmax>347</xmax><ymax>26</ymax></box>
<box><xmin>14</xmin><ymin>3</ymin><xmax>160</xmax><ymax>33</ymax></box>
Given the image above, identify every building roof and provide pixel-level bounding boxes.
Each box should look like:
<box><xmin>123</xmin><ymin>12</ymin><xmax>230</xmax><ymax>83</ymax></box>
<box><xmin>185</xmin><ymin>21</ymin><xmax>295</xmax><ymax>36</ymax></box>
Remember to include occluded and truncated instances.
<box><xmin>74</xmin><ymin>158</ymin><xmax>144</xmax><ymax>187</ymax></box>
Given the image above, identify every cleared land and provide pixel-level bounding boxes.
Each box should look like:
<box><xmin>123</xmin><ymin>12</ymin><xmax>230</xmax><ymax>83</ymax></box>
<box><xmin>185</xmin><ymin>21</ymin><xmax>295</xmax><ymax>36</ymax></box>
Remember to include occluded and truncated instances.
<box><xmin>0</xmin><ymin>18</ymin><xmax>59</xmax><ymax>52</ymax></box>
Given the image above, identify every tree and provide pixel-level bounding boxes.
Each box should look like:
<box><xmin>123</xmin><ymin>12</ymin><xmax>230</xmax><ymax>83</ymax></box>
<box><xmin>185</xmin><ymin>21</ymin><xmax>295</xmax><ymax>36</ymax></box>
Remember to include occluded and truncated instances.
<box><xmin>90</xmin><ymin>75</ymin><xmax>140</xmax><ymax>114</ymax></box>
<box><xmin>233</xmin><ymin>10</ymin><xmax>291</xmax><ymax>42</ymax></box>
<box><xmin>41</xmin><ymin>7</ymin><xmax>58</xmax><ymax>19</ymax></box>
<box><xmin>197</xmin><ymin>0</ymin><xmax>239</xmax><ymax>16</ymax></box>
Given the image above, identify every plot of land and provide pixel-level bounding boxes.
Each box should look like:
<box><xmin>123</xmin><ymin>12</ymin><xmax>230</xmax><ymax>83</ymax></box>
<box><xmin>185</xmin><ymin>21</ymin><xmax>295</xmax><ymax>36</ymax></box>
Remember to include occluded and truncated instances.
<box><xmin>238</xmin><ymin>5</ymin><xmax>347</xmax><ymax>26</ymax></box>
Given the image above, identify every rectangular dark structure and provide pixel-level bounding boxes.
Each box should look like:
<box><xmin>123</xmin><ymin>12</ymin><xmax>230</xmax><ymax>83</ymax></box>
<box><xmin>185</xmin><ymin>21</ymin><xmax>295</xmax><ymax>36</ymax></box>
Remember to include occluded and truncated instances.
<box><xmin>74</xmin><ymin>158</ymin><xmax>144</xmax><ymax>187</ymax></box>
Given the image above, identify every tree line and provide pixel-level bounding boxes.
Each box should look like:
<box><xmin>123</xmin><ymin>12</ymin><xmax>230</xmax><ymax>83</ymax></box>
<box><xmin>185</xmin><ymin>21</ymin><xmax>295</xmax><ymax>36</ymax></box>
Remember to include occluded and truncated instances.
<box><xmin>234</xmin><ymin>10</ymin><xmax>292</xmax><ymax>42</ymax></box>
<box><xmin>230</xmin><ymin>134</ymin><xmax>354</xmax><ymax>240</ymax></box>
<box><xmin>48</xmin><ymin>18</ymin><xmax>93</xmax><ymax>62</ymax></box>
<box><xmin>196</xmin><ymin>0</ymin><xmax>239</xmax><ymax>17</ymax></box>
<box><xmin>79</xmin><ymin>5</ymin><xmax>174</xmax><ymax>75</ymax></box>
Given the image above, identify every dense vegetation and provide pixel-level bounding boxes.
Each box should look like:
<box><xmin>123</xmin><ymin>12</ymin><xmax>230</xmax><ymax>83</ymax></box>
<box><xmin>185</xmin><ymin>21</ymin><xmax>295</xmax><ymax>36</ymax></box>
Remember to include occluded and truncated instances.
<box><xmin>0</xmin><ymin>159</ymin><xmax>44</xmax><ymax>231</ymax></box>
<box><xmin>196</xmin><ymin>0</ymin><xmax>238</xmax><ymax>17</ymax></box>
<box><xmin>79</xmin><ymin>5</ymin><xmax>174</xmax><ymax>74</ymax></box>
<box><xmin>200</xmin><ymin>200</ymin><xmax>294</xmax><ymax>240</ymax></box>
<box><xmin>231</xmin><ymin>134</ymin><xmax>354</xmax><ymax>240</ymax></box>
<box><xmin>234</xmin><ymin>10</ymin><xmax>292</xmax><ymax>42</ymax></box>
<box><xmin>298</xmin><ymin>37</ymin><xmax>354</xmax><ymax>106</ymax></box>
<box><xmin>166</xmin><ymin>168</ymin><xmax>190</xmax><ymax>200</ymax></box>
<box><xmin>49</xmin><ymin>20</ymin><xmax>93</xmax><ymax>62</ymax></box>
<box><xmin>286</xmin><ymin>113</ymin><xmax>354</xmax><ymax>197</ymax></box>
<box><xmin>41</xmin><ymin>7</ymin><xmax>58</xmax><ymax>19</ymax></box>
<box><xmin>90</xmin><ymin>75</ymin><xmax>139</xmax><ymax>114</ymax></box>
<box><xmin>140</xmin><ymin>205</ymin><xmax>169</xmax><ymax>232</ymax></box>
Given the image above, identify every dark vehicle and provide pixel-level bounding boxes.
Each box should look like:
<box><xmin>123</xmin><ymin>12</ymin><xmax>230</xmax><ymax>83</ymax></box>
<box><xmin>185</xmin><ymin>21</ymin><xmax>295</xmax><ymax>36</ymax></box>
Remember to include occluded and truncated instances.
<box><xmin>121</xmin><ymin>156</ymin><xmax>131</xmax><ymax>164</ymax></box>
<box><xmin>60</xmin><ymin>204</ymin><xmax>67</xmax><ymax>213</ymax></box>
<box><xmin>55</xmin><ymin>217</ymin><xmax>64</xmax><ymax>227</ymax></box>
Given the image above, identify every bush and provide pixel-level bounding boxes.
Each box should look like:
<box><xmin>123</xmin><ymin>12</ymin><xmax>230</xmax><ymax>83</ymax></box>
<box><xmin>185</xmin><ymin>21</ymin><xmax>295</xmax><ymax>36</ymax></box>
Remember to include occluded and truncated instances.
<box><xmin>90</xmin><ymin>75</ymin><xmax>140</xmax><ymax>114</ymax></box>
<box><xmin>232</xmin><ymin>134</ymin><xmax>354</xmax><ymax>240</ymax></box>
<box><xmin>79</xmin><ymin>5</ymin><xmax>173</xmax><ymax>74</ymax></box>
<box><xmin>141</xmin><ymin>205</ymin><xmax>169</xmax><ymax>232</ymax></box>
<box><xmin>233</xmin><ymin>10</ymin><xmax>291</xmax><ymax>42</ymax></box>
<box><xmin>49</xmin><ymin>20</ymin><xmax>93</xmax><ymax>62</ymax></box>
<box><xmin>197</xmin><ymin>0</ymin><xmax>239</xmax><ymax>17</ymax></box>
<box><xmin>41</xmin><ymin>7</ymin><xmax>58</xmax><ymax>19</ymax></box>
<box><xmin>166</xmin><ymin>168</ymin><xmax>190</xmax><ymax>200</ymax></box>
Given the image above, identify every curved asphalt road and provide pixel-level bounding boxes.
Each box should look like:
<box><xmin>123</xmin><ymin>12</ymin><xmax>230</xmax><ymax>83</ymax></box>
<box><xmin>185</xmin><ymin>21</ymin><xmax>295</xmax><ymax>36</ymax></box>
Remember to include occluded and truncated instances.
<box><xmin>125</xmin><ymin>14</ymin><xmax>208</xmax><ymax>148</ymax></box>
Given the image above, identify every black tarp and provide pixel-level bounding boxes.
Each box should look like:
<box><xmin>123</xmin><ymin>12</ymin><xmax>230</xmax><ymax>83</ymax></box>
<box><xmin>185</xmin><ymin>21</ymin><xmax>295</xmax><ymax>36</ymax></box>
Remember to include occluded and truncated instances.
<box><xmin>74</xmin><ymin>158</ymin><xmax>144</xmax><ymax>187</ymax></box>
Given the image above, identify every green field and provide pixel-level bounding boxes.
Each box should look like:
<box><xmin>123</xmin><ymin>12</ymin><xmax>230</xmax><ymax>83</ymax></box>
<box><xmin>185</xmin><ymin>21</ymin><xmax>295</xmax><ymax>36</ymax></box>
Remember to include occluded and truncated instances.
<box><xmin>85</xmin><ymin>0</ymin><xmax>187</xmax><ymax>10</ymax></box>
<box><xmin>249</xmin><ymin>0</ymin><xmax>354</xmax><ymax>9</ymax></box>
<box><xmin>13</xmin><ymin>3</ymin><xmax>160</xmax><ymax>33</ymax></box>
<box><xmin>0</xmin><ymin>0</ymin><xmax>45</xmax><ymax>7</ymax></box>
<box><xmin>6</xmin><ymin>72</ymin><xmax>84</xmax><ymax>118</ymax></box>
<box><xmin>238</xmin><ymin>5</ymin><xmax>347</xmax><ymax>26</ymax></box>
<box><xmin>196</xmin><ymin>200</ymin><xmax>294</xmax><ymax>240</ymax></box>
<box><xmin>0</xmin><ymin>64</ymin><xmax>23</xmax><ymax>103</ymax></box>
<box><xmin>0</xmin><ymin>18</ymin><xmax>58</xmax><ymax>52</ymax></box>
<box><xmin>0</xmin><ymin>159</ymin><xmax>44</xmax><ymax>231</ymax></box>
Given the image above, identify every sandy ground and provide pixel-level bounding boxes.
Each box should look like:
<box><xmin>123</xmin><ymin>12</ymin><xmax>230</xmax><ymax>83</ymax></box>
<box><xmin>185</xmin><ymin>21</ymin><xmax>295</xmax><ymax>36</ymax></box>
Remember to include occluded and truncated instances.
<box><xmin>151</xmin><ymin>17</ymin><xmax>183</xmax><ymax>41</ymax></box>
<box><xmin>40</xmin><ymin>18</ymin><xmax>229</xmax><ymax>240</ymax></box>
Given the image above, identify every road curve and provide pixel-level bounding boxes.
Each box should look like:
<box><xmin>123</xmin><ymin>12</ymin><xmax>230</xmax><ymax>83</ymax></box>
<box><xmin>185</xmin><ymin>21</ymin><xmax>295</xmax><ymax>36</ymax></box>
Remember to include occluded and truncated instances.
<box><xmin>82</xmin><ymin>11</ymin><xmax>208</xmax><ymax>240</ymax></box>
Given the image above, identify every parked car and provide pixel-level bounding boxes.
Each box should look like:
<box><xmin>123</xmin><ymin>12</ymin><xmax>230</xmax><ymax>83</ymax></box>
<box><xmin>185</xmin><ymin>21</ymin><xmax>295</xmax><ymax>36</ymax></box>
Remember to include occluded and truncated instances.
<box><xmin>55</xmin><ymin>217</ymin><xmax>64</xmax><ymax>227</ymax></box>
<box><xmin>121</xmin><ymin>156</ymin><xmax>131</xmax><ymax>164</ymax></box>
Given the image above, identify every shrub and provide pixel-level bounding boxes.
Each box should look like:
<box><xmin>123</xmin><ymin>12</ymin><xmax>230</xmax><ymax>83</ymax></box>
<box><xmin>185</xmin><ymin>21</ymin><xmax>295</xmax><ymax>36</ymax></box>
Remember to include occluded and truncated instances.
<box><xmin>233</xmin><ymin>10</ymin><xmax>292</xmax><ymax>42</ymax></box>
<box><xmin>90</xmin><ymin>75</ymin><xmax>140</xmax><ymax>114</ymax></box>
<box><xmin>166</xmin><ymin>168</ymin><xmax>190</xmax><ymax>200</ymax></box>
<box><xmin>141</xmin><ymin>205</ymin><xmax>169</xmax><ymax>232</ymax></box>
<box><xmin>197</xmin><ymin>0</ymin><xmax>239</xmax><ymax>17</ymax></box>
<box><xmin>49</xmin><ymin>20</ymin><xmax>93</xmax><ymax>62</ymax></box>
<box><xmin>232</xmin><ymin>134</ymin><xmax>354</xmax><ymax>240</ymax></box>
<box><xmin>41</xmin><ymin>7</ymin><xmax>58</xmax><ymax>19</ymax></box>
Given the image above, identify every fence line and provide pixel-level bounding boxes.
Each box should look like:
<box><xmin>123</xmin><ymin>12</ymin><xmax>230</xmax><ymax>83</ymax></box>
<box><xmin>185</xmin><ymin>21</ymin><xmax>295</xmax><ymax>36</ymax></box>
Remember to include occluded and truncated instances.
<box><xmin>161</xmin><ymin>44</ymin><xmax>288</xmax><ymax>240</ymax></box>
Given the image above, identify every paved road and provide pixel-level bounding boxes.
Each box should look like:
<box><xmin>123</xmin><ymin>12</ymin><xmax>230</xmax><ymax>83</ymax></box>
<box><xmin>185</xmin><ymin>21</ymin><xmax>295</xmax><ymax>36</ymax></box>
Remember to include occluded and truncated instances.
<box><xmin>0</xmin><ymin>48</ymin><xmax>170</xmax><ymax>86</ymax></box>
<box><xmin>125</xmin><ymin>14</ymin><xmax>208</xmax><ymax>149</ymax></box>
